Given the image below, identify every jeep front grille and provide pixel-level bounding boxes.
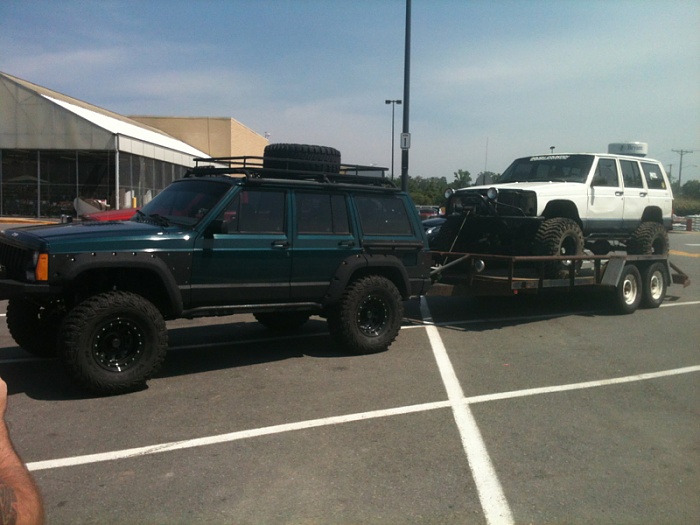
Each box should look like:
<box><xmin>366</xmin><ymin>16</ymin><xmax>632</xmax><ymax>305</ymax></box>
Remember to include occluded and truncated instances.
<box><xmin>0</xmin><ymin>241</ymin><xmax>33</xmax><ymax>280</ymax></box>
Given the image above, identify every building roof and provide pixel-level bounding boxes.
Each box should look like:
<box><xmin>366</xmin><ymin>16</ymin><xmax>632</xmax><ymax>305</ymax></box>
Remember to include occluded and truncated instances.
<box><xmin>0</xmin><ymin>72</ymin><xmax>208</xmax><ymax>163</ymax></box>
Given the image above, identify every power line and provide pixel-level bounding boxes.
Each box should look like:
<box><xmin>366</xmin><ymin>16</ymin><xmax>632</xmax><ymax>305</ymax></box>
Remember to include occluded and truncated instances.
<box><xmin>672</xmin><ymin>149</ymin><xmax>695</xmax><ymax>194</ymax></box>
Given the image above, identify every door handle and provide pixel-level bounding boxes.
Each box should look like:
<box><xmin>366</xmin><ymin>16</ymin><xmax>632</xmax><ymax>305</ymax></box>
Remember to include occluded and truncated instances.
<box><xmin>271</xmin><ymin>240</ymin><xmax>290</xmax><ymax>249</ymax></box>
<box><xmin>615</xmin><ymin>191</ymin><xmax>624</xmax><ymax>197</ymax></box>
<box><xmin>639</xmin><ymin>192</ymin><xmax>647</xmax><ymax>197</ymax></box>
<box><xmin>338</xmin><ymin>240</ymin><xmax>356</xmax><ymax>247</ymax></box>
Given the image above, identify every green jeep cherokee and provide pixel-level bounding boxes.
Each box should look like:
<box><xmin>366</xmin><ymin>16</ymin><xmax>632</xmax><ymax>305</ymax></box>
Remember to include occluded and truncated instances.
<box><xmin>0</xmin><ymin>144</ymin><xmax>431</xmax><ymax>395</ymax></box>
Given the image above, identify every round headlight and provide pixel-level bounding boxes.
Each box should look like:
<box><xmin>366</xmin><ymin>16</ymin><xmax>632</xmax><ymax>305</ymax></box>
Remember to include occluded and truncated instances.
<box><xmin>486</xmin><ymin>187</ymin><xmax>499</xmax><ymax>200</ymax></box>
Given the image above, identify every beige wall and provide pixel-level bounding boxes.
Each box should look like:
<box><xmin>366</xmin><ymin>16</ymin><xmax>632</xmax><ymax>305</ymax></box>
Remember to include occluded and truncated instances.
<box><xmin>129</xmin><ymin>116</ymin><xmax>268</xmax><ymax>158</ymax></box>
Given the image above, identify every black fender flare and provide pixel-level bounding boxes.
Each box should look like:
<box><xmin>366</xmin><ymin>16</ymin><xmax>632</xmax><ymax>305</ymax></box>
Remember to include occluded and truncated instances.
<box><xmin>323</xmin><ymin>253</ymin><xmax>411</xmax><ymax>306</ymax></box>
<box><xmin>52</xmin><ymin>251</ymin><xmax>184</xmax><ymax>317</ymax></box>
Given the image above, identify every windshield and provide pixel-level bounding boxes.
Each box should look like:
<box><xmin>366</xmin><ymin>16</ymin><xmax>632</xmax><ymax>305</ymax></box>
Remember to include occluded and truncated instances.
<box><xmin>499</xmin><ymin>154</ymin><xmax>594</xmax><ymax>184</ymax></box>
<box><xmin>135</xmin><ymin>179</ymin><xmax>233</xmax><ymax>227</ymax></box>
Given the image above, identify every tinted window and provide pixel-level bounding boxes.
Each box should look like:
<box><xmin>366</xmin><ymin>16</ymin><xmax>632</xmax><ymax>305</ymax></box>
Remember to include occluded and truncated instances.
<box><xmin>217</xmin><ymin>190</ymin><xmax>285</xmax><ymax>233</ymax></box>
<box><xmin>620</xmin><ymin>160</ymin><xmax>643</xmax><ymax>188</ymax></box>
<box><xmin>500</xmin><ymin>155</ymin><xmax>594</xmax><ymax>183</ymax></box>
<box><xmin>592</xmin><ymin>158</ymin><xmax>620</xmax><ymax>187</ymax></box>
<box><xmin>641</xmin><ymin>162</ymin><xmax>667</xmax><ymax>190</ymax></box>
<box><xmin>296</xmin><ymin>192</ymin><xmax>350</xmax><ymax>234</ymax></box>
<box><xmin>355</xmin><ymin>194</ymin><xmax>413</xmax><ymax>236</ymax></box>
<box><xmin>139</xmin><ymin>179</ymin><xmax>231</xmax><ymax>226</ymax></box>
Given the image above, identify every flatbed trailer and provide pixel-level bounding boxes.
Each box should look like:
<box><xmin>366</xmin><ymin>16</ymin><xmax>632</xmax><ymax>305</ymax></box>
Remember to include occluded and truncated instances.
<box><xmin>428</xmin><ymin>251</ymin><xmax>690</xmax><ymax>314</ymax></box>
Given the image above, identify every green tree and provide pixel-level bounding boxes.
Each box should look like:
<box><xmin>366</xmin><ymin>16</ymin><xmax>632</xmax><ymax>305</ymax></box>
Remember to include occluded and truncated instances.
<box><xmin>474</xmin><ymin>171</ymin><xmax>501</xmax><ymax>185</ymax></box>
<box><xmin>681</xmin><ymin>179</ymin><xmax>700</xmax><ymax>199</ymax></box>
<box><xmin>452</xmin><ymin>169</ymin><xmax>471</xmax><ymax>189</ymax></box>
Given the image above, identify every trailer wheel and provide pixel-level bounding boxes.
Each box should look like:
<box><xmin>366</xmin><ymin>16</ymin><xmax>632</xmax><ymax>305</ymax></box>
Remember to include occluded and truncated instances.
<box><xmin>614</xmin><ymin>264</ymin><xmax>642</xmax><ymax>314</ymax></box>
<box><xmin>60</xmin><ymin>291</ymin><xmax>168</xmax><ymax>395</ymax></box>
<box><xmin>640</xmin><ymin>262</ymin><xmax>667</xmax><ymax>309</ymax></box>
<box><xmin>326</xmin><ymin>275</ymin><xmax>403</xmax><ymax>355</ymax></box>
<box><xmin>534</xmin><ymin>218</ymin><xmax>584</xmax><ymax>279</ymax></box>
<box><xmin>254</xmin><ymin>312</ymin><xmax>311</xmax><ymax>331</ymax></box>
<box><xmin>627</xmin><ymin>222</ymin><xmax>668</xmax><ymax>255</ymax></box>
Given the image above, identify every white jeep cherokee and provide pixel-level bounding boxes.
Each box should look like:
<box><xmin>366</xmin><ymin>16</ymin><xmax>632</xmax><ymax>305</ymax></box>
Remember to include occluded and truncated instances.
<box><xmin>434</xmin><ymin>151</ymin><xmax>673</xmax><ymax>277</ymax></box>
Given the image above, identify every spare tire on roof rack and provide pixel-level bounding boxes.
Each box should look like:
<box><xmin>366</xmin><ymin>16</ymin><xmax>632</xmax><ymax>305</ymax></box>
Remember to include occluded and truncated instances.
<box><xmin>263</xmin><ymin>143</ymin><xmax>341</xmax><ymax>175</ymax></box>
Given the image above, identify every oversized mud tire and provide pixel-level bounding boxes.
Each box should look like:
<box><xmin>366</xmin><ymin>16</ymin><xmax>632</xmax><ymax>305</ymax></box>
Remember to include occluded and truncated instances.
<box><xmin>613</xmin><ymin>264</ymin><xmax>642</xmax><ymax>314</ymax></box>
<box><xmin>327</xmin><ymin>275</ymin><xmax>403</xmax><ymax>355</ymax></box>
<box><xmin>263</xmin><ymin>143</ymin><xmax>341</xmax><ymax>174</ymax></box>
<box><xmin>627</xmin><ymin>222</ymin><xmax>669</xmax><ymax>255</ymax></box>
<box><xmin>640</xmin><ymin>262</ymin><xmax>667</xmax><ymax>309</ymax></box>
<box><xmin>59</xmin><ymin>291</ymin><xmax>168</xmax><ymax>395</ymax></box>
<box><xmin>254</xmin><ymin>312</ymin><xmax>311</xmax><ymax>331</ymax></box>
<box><xmin>533</xmin><ymin>218</ymin><xmax>584</xmax><ymax>279</ymax></box>
<box><xmin>6</xmin><ymin>297</ymin><xmax>65</xmax><ymax>358</ymax></box>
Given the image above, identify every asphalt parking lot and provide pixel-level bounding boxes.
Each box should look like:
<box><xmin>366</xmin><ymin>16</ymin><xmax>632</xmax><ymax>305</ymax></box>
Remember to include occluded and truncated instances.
<box><xmin>1</xmin><ymin>231</ymin><xmax>699</xmax><ymax>524</ymax></box>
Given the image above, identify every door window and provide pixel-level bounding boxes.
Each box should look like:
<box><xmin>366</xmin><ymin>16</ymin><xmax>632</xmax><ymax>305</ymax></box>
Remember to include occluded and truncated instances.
<box><xmin>592</xmin><ymin>158</ymin><xmax>620</xmax><ymax>187</ymax></box>
<box><xmin>620</xmin><ymin>160</ymin><xmax>644</xmax><ymax>189</ymax></box>
<box><xmin>296</xmin><ymin>193</ymin><xmax>350</xmax><ymax>234</ymax></box>
<box><xmin>217</xmin><ymin>190</ymin><xmax>285</xmax><ymax>233</ymax></box>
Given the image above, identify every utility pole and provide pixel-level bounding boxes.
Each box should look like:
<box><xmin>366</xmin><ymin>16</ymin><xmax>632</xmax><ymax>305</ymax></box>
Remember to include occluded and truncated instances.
<box><xmin>400</xmin><ymin>0</ymin><xmax>411</xmax><ymax>192</ymax></box>
<box><xmin>672</xmin><ymin>149</ymin><xmax>694</xmax><ymax>195</ymax></box>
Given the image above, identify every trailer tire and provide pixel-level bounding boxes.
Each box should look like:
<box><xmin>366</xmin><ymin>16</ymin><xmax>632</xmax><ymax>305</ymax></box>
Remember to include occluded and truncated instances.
<box><xmin>60</xmin><ymin>291</ymin><xmax>168</xmax><ymax>395</ymax></box>
<box><xmin>640</xmin><ymin>262</ymin><xmax>667</xmax><ymax>309</ymax></box>
<box><xmin>534</xmin><ymin>218</ymin><xmax>584</xmax><ymax>279</ymax></box>
<box><xmin>613</xmin><ymin>264</ymin><xmax>642</xmax><ymax>314</ymax></box>
<box><xmin>326</xmin><ymin>275</ymin><xmax>403</xmax><ymax>355</ymax></box>
<box><xmin>627</xmin><ymin>222</ymin><xmax>668</xmax><ymax>255</ymax></box>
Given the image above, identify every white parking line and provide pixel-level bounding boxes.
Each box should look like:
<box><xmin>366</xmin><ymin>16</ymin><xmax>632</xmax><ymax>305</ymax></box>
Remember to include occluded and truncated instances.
<box><xmin>26</xmin><ymin>364</ymin><xmax>700</xmax><ymax>474</ymax></box>
<box><xmin>420</xmin><ymin>298</ymin><xmax>515</xmax><ymax>525</ymax></box>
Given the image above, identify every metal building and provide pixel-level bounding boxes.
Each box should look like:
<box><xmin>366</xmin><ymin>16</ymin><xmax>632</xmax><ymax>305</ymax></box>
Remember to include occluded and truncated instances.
<box><xmin>0</xmin><ymin>72</ymin><xmax>211</xmax><ymax>217</ymax></box>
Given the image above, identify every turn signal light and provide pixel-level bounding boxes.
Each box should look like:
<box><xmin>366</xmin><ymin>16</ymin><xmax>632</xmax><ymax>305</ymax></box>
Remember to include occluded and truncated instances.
<box><xmin>35</xmin><ymin>253</ymin><xmax>49</xmax><ymax>281</ymax></box>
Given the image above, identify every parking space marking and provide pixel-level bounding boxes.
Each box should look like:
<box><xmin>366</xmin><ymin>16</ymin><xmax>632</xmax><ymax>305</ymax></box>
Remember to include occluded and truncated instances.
<box><xmin>25</xmin><ymin>363</ymin><xmax>700</xmax><ymax>474</ymax></box>
<box><xmin>420</xmin><ymin>298</ymin><xmax>515</xmax><ymax>525</ymax></box>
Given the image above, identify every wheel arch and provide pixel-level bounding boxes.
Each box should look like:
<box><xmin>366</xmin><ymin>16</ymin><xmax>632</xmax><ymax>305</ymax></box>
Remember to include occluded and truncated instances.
<box><xmin>58</xmin><ymin>256</ymin><xmax>183</xmax><ymax>318</ymax></box>
<box><xmin>640</xmin><ymin>206</ymin><xmax>663</xmax><ymax>223</ymax></box>
<box><xmin>323</xmin><ymin>254</ymin><xmax>411</xmax><ymax>306</ymax></box>
<box><xmin>541</xmin><ymin>200</ymin><xmax>582</xmax><ymax>228</ymax></box>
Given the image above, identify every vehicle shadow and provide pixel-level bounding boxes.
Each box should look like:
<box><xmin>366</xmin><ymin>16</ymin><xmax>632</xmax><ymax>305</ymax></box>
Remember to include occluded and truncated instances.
<box><xmin>0</xmin><ymin>318</ymin><xmax>361</xmax><ymax>401</ymax></box>
<box><xmin>405</xmin><ymin>288</ymin><xmax>678</xmax><ymax>333</ymax></box>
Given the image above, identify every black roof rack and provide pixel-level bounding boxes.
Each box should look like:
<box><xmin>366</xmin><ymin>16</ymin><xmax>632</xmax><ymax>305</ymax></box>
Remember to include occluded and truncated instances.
<box><xmin>186</xmin><ymin>156</ymin><xmax>395</xmax><ymax>188</ymax></box>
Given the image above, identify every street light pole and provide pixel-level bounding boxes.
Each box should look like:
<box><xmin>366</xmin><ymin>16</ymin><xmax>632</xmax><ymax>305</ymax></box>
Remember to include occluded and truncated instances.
<box><xmin>385</xmin><ymin>99</ymin><xmax>402</xmax><ymax>180</ymax></box>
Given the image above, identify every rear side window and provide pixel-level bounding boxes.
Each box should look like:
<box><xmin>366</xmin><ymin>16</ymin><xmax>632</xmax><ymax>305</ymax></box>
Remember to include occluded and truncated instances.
<box><xmin>296</xmin><ymin>192</ymin><xmax>350</xmax><ymax>234</ymax></box>
<box><xmin>641</xmin><ymin>162</ymin><xmax>668</xmax><ymax>190</ymax></box>
<box><xmin>355</xmin><ymin>194</ymin><xmax>413</xmax><ymax>236</ymax></box>
<box><xmin>620</xmin><ymin>160</ymin><xmax>644</xmax><ymax>189</ymax></box>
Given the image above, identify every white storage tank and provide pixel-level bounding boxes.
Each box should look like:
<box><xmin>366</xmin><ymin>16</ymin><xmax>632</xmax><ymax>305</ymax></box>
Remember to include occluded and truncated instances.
<box><xmin>608</xmin><ymin>142</ymin><xmax>648</xmax><ymax>157</ymax></box>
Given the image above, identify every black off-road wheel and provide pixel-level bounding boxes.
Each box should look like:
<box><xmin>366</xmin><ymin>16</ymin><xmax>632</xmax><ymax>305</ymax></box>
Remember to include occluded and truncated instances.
<box><xmin>627</xmin><ymin>222</ymin><xmax>669</xmax><ymax>255</ymax></box>
<box><xmin>640</xmin><ymin>262</ymin><xmax>667</xmax><ymax>309</ymax></box>
<box><xmin>327</xmin><ymin>275</ymin><xmax>403</xmax><ymax>355</ymax></box>
<box><xmin>254</xmin><ymin>312</ymin><xmax>311</xmax><ymax>331</ymax></box>
<box><xmin>59</xmin><ymin>291</ymin><xmax>168</xmax><ymax>395</ymax></box>
<box><xmin>6</xmin><ymin>297</ymin><xmax>65</xmax><ymax>358</ymax></box>
<box><xmin>263</xmin><ymin>143</ymin><xmax>341</xmax><ymax>174</ymax></box>
<box><xmin>534</xmin><ymin>218</ymin><xmax>584</xmax><ymax>279</ymax></box>
<box><xmin>613</xmin><ymin>264</ymin><xmax>642</xmax><ymax>314</ymax></box>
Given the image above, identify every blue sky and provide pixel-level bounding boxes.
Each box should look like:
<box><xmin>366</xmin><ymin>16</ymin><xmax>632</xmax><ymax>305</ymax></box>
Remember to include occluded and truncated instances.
<box><xmin>1</xmin><ymin>0</ymin><xmax>699</xmax><ymax>184</ymax></box>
